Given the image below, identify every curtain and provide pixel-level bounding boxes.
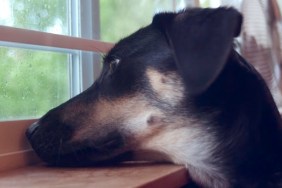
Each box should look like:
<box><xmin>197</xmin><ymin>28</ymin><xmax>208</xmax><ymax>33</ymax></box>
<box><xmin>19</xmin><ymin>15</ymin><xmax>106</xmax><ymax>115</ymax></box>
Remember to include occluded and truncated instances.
<box><xmin>240</xmin><ymin>0</ymin><xmax>282</xmax><ymax>106</ymax></box>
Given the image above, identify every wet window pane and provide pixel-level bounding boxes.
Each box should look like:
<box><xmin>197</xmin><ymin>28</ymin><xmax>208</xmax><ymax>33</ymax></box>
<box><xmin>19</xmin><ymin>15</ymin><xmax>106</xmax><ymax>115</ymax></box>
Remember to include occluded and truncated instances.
<box><xmin>0</xmin><ymin>47</ymin><xmax>70</xmax><ymax>120</ymax></box>
<box><xmin>100</xmin><ymin>0</ymin><xmax>188</xmax><ymax>42</ymax></box>
<box><xmin>0</xmin><ymin>0</ymin><xmax>68</xmax><ymax>35</ymax></box>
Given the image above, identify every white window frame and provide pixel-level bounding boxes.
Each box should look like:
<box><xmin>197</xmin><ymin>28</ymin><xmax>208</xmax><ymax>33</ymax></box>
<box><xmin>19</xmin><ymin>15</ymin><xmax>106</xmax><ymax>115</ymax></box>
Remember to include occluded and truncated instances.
<box><xmin>0</xmin><ymin>0</ymin><xmax>113</xmax><ymax>171</ymax></box>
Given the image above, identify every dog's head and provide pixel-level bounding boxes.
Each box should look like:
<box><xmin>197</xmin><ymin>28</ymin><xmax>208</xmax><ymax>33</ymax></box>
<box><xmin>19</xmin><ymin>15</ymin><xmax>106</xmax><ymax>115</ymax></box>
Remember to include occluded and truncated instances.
<box><xmin>26</xmin><ymin>7</ymin><xmax>282</xmax><ymax>187</ymax></box>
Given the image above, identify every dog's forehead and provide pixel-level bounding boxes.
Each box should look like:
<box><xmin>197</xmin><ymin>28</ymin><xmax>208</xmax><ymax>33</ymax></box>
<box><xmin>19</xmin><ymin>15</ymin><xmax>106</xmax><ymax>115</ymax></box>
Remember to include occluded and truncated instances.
<box><xmin>104</xmin><ymin>25</ymin><xmax>169</xmax><ymax>63</ymax></box>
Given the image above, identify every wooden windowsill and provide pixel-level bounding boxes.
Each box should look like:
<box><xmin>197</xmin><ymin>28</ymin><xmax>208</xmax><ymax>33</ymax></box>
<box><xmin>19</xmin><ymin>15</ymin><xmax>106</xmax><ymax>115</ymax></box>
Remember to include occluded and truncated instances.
<box><xmin>0</xmin><ymin>162</ymin><xmax>189</xmax><ymax>188</ymax></box>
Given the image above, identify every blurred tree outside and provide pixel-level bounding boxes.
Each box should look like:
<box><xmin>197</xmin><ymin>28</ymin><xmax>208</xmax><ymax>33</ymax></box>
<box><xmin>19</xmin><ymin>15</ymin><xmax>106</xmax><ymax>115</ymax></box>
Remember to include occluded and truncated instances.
<box><xmin>0</xmin><ymin>0</ymin><xmax>69</xmax><ymax>120</ymax></box>
<box><xmin>100</xmin><ymin>0</ymin><xmax>174</xmax><ymax>42</ymax></box>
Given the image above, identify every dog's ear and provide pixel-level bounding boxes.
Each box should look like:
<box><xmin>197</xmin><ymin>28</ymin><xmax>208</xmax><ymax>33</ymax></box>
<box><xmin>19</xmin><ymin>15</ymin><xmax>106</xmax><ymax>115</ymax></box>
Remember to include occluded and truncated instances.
<box><xmin>153</xmin><ymin>7</ymin><xmax>242</xmax><ymax>95</ymax></box>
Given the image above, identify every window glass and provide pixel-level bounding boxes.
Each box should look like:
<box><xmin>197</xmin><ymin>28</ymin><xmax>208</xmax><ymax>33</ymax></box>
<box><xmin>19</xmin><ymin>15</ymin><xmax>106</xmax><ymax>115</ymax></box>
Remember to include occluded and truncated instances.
<box><xmin>0</xmin><ymin>0</ymin><xmax>71</xmax><ymax>121</ymax></box>
<box><xmin>0</xmin><ymin>47</ymin><xmax>70</xmax><ymax>120</ymax></box>
<box><xmin>199</xmin><ymin>0</ymin><xmax>221</xmax><ymax>7</ymax></box>
<box><xmin>0</xmin><ymin>0</ymin><xmax>68</xmax><ymax>35</ymax></box>
<box><xmin>100</xmin><ymin>0</ymin><xmax>188</xmax><ymax>42</ymax></box>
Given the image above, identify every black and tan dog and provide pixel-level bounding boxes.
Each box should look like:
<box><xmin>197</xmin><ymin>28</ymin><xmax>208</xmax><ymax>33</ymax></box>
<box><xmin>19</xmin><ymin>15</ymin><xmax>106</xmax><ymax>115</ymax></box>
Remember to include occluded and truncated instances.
<box><xmin>26</xmin><ymin>7</ymin><xmax>282</xmax><ymax>188</ymax></box>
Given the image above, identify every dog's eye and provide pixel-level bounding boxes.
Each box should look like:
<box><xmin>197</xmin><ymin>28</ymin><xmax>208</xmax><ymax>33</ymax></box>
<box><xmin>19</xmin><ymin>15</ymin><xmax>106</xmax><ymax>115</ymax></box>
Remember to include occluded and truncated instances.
<box><xmin>109</xmin><ymin>59</ymin><xmax>120</xmax><ymax>74</ymax></box>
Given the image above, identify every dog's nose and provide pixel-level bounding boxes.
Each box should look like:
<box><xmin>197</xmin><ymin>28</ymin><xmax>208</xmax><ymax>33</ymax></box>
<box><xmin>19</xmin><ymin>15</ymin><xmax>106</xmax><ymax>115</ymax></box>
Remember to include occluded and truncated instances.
<box><xmin>26</xmin><ymin>121</ymin><xmax>40</xmax><ymax>140</ymax></box>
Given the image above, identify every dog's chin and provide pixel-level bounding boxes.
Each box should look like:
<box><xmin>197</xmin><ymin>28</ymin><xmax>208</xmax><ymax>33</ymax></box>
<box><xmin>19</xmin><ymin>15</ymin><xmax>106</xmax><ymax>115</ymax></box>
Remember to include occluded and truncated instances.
<box><xmin>131</xmin><ymin>150</ymin><xmax>171</xmax><ymax>163</ymax></box>
<box><xmin>43</xmin><ymin>149</ymin><xmax>171</xmax><ymax>167</ymax></box>
<box><xmin>44</xmin><ymin>151</ymin><xmax>134</xmax><ymax>167</ymax></box>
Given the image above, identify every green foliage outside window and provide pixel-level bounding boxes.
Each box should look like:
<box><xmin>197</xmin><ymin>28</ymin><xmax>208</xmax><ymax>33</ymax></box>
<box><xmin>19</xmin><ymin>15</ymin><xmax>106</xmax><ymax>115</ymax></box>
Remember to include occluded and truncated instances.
<box><xmin>100</xmin><ymin>0</ymin><xmax>173</xmax><ymax>42</ymax></box>
<box><xmin>0</xmin><ymin>0</ymin><xmax>69</xmax><ymax>120</ymax></box>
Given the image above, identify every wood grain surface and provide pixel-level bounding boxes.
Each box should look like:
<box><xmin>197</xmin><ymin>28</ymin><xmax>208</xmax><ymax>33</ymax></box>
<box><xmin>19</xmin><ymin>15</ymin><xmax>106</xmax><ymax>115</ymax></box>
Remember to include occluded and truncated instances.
<box><xmin>0</xmin><ymin>162</ymin><xmax>189</xmax><ymax>188</ymax></box>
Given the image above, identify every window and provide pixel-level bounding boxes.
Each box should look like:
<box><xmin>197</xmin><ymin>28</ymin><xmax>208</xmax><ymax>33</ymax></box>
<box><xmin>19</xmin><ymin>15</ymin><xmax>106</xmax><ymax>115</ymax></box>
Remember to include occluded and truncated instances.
<box><xmin>0</xmin><ymin>0</ymin><xmax>69</xmax><ymax>120</ymax></box>
<box><xmin>0</xmin><ymin>0</ymin><xmax>68</xmax><ymax>34</ymax></box>
<box><xmin>0</xmin><ymin>48</ymin><xmax>70</xmax><ymax>120</ymax></box>
<box><xmin>0</xmin><ymin>0</ymin><xmax>101</xmax><ymax>120</ymax></box>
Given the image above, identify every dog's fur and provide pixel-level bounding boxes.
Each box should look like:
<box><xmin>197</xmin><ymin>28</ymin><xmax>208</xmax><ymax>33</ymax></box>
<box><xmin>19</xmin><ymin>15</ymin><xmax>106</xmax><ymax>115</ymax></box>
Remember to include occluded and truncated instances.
<box><xmin>26</xmin><ymin>7</ymin><xmax>282</xmax><ymax>188</ymax></box>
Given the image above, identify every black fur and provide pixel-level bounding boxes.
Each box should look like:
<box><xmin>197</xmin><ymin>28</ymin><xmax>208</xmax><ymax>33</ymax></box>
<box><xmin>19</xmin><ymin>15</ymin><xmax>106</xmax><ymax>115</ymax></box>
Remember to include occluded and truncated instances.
<box><xmin>189</xmin><ymin>50</ymin><xmax>282</xmax><ymax>187</ymax></box>
<box><xmin>26</xmin><ymin>7</ymin><xmax>282</xmax><ymax>187</ymax></box>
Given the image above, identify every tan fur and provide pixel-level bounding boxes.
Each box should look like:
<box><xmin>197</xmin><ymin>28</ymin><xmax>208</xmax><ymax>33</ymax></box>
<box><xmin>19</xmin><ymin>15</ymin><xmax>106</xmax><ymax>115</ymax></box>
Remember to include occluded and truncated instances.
<box><xmin>71</xmin><ymin>95</ymin><xmax>165</xmax><ymax>142</ymax></box>
<box><xmin>70</xmin><ymin>68</ymin><xmax>228</xmax><ymax>188</ymax></box>
<box><xmin>137</xmin><ymin>119</ymin><xmax>229</xmax><ymax>188</ymax></box>
<box><xmin>72</xmin><ymin>68</ymin><xmax>184</xmax><ymax>142</ymax></box>
<box><xmin>146</xmin><ymin>68</ymin><xmax>185</xmax><ymax>105</ymax></box>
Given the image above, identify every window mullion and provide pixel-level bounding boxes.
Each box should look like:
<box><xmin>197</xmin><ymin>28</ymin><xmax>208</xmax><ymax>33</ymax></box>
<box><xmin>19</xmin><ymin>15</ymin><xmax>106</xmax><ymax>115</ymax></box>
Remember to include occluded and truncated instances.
<box><xmin>69</xmin><ymin>0</ymin><xmax>82</xmax><ymax>97</ymax></box>
<box><xmin>80</xmin><ymin>0</ymin><xmax>102</xmax><ymax>91</ymax></box>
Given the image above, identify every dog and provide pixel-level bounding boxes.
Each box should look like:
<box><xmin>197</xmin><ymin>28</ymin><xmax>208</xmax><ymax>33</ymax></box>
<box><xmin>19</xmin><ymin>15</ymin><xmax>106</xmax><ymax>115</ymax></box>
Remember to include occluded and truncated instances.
<box><xmin>26</xmin><ymin>7</ymin><xmax>282</xmax><ymax>188</ymax></box>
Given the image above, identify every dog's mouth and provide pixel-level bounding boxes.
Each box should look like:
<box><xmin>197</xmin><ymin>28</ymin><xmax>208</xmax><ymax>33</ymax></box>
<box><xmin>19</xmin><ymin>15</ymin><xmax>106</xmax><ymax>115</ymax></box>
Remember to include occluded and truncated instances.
<box><xmin>44</xmin><ymin>149</ymin><xmax>134</xmax><ymax>167</ymax></box>
<box><xmin>31</xmin><ymin>141</ymin><xmax>134</xmax><ymax>167</ymax></box>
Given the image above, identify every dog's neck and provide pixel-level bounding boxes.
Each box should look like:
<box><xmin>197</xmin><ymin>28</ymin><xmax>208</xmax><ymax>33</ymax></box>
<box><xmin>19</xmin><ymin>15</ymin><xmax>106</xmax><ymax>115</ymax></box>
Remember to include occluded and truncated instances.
<box><xmin>136</xmin><ymin>122</ymin><xmax>230</xmax><ymax>188</ymax></box>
